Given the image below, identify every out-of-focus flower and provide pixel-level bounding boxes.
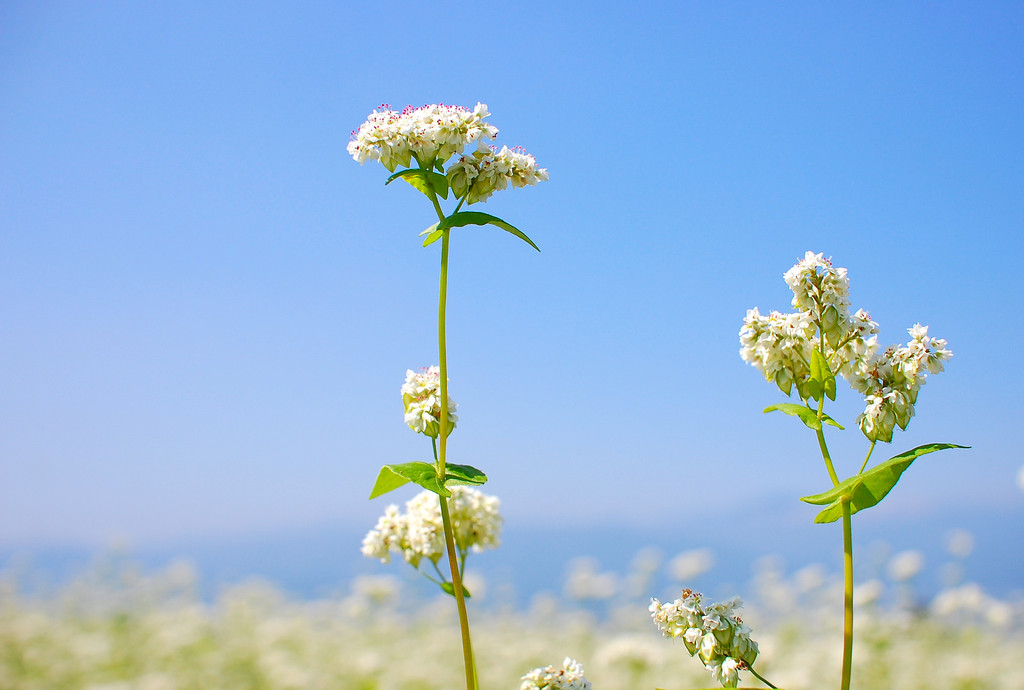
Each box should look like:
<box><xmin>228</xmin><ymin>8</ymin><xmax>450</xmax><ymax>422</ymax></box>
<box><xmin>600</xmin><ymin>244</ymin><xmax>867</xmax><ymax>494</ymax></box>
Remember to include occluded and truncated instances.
<box><xmin>887</xmin><ymin>550</ymin><xmax>925</xmax><ymax>582</ymax></box>
<box><xmin>520</xmin><ymin>657</ymin><xmax>592</xmax><ymax>690</ymax></box>
<box><xmin>565</xmin><ymin>557</ymin><xmax>618</xmax><ymax>600</ymax></box>
<box><xmin>360</xmin><ymin>505</ymin><xmax>406</xmax><ymax>564</ymax></box>
<box><xmin>668</xmin><ymin>548</ymin><xmax>715</xmax><ymax>581</ymax></box>
<box><xmin>401</xmin><ymin>366</ymin><xmax>458</xmax><ymax>438</ymax></box>
<box><xmin>946</xmin><ymin>529</ymin><xmax>975</xmax><ymax>560</ymax></box>
<box><xmin>650</xmin><ymin>589</ymin><xmax>758</xmax><ymax>687</ymax></box>
<box><xmin>361</xmin><ymin>487</ymin><xmax>502</xmax><ymax>570</ymax></box>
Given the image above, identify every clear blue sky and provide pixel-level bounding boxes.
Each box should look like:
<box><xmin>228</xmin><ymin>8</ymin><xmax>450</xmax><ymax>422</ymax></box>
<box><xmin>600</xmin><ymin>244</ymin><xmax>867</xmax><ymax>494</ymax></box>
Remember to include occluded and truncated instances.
<box><xmin>2</xmin><ymin>1</ymin><xmax>1022</xmax><ymax>572</ymax></box>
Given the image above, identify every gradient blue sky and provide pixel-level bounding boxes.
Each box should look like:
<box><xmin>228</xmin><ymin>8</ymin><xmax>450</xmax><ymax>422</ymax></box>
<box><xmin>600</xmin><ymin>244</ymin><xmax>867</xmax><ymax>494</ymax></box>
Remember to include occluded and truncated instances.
<box><xmin>2</xmin><ymin>0</ymin><xmax>1022</xmax><ymax>575</ymax></box>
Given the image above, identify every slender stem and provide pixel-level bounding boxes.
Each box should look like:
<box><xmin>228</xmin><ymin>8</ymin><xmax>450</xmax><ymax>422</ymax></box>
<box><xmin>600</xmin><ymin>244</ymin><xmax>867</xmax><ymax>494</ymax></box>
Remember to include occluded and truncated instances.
<box><xmin>440</xmin><ymin>495</ymin><xmax>476</xmax><ymax>690</ymax></box>
<box><xmin>437</xmin><ymin>234</ymin><xmax>450</xmax><ymax>475</ymax></box>
<box><xmin>748</xmin><ymin>665</ymin><xmax>778</xmax><ymax>689</ymax></box>
<box><xmin>430</xmin><ymin>559</ymin><xmax>448</xmax><ymax>582</ymax></box>
<box><xmin>841</xmin><ymin>500</ymin><xmax>854</xmax><ymax>690</ymax></box>
<box><xmin>814</xmin><ymin>423</ymin><xmax>841</xmax><ymax>488</ymax></box>
<box><xmin>432</xmin><ymin>210</ymin><xmax>475</xmax><ymax>690</ymax></box>
<box><xmin>858</xmin><ymin>440</ymin><xmax>877</xmax><ymax>475</ymax></box>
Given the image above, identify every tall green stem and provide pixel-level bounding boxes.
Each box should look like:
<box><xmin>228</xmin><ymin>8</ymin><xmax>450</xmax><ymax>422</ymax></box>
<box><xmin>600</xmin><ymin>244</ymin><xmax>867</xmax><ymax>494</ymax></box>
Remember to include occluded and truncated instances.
<box><xmin>434</xmin><ymin>216</ymin><xmax>476</xmax><ymax>690</ymax></box>
<box><xmin>841</xmin><ymin>500</ymin><xmax>854</xmax><ymax>690</ymax></box>
<box><xmin>815</xmin><ymin>413</ymin><xmax>853</xmax><ymax>690</ymax></box>
<box><xmin>437</xmin><ymin>231</ymin><xmax>450</xmax><ymax>476</ymax></box>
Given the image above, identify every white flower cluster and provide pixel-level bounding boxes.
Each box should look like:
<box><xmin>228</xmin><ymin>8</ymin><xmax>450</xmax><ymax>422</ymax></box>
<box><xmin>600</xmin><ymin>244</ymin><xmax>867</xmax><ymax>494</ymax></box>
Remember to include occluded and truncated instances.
<box><xmin>783</xmin><ymin>251</ymin><xmax>851</xmax><ymax>320</ymax></box>
<box><xmin>520</xmin><ymin>657</ymin><xmax>592</xmax><ymax>690</ymax></box>
<box><xmin>347</xmin><ymin>102</ymin><xmax>498</xmax><ymax>171</ymax></box>
<box><xmin>740</xmin><ymin>251</ymin><xmax>951</xmax><ymax>442</ymax></box>
<box><xmin>650</xmin><ymin>589</ymin><xmax>758</xmax><ymax>689</ymax></box>
<box><xmin>447</xmin><ymin>144</ymin><xmax>549</xmax><ymax>204</ymax></box>
<box><xmin>845</xmin><ymin>324</ymin><xmax>952</xmax><ymax>442</ymax></box>
<box><xmin>348</xmin><ymin>102</ymin><xmax>547</xmax><ymax>203</ymax></box>
<box><xmin>401</xmin><ymin>366</ymin><xmax>458</xmax><ymax>438</ymax></box>
<box><xmin>361</xmin><ymin>487</ymin><xmax>502</xmax><ymax>568</ymax></box>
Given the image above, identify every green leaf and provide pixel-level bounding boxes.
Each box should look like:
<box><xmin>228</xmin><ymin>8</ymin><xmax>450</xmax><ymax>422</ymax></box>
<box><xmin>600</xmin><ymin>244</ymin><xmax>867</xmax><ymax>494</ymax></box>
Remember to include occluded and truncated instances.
<box><xmin>439</xmin><ymin>581</ymin><xmax>472</xmax><ymax>598</ymax></box>
<box><xmin>422</xmin><ymin>227</ymin><xmax>444</xmax><ymax>247</ymax></box>
<box><xmin>368</xmin><ymin>461</ymin><xmax>450</xmax><ymax>499</ymax></box>
<box><xmin>810</xmin><ymin>350</ymin><xmax>837</xmax><ymax>401</ymax></box>
<box><xmin>438</xmin><ymin>211</ymin><xmax>540</xmax><ymax>251</ymax></box>
<box><xmin>444</xmin><ymin>463</ymin><xmax>487</xmax><ymax>486</ymax></box>
<box><xmin>763</xmin><ymin>403</ymin><xmax>844</xmax><ymax>431</ymax></box>
<box><xmin>800</xmin><ymin>443</ymin><xmax>969</xmax><ymax>523</ymax></box>
<box><xmin>384</xmin><ymin>169</ymin><xmax>449</xmax><ymax>200</ymax></box>
<box><xmin>428</xmin><ymin>171</ymin><xmax>449</xmax><ymax>199</ymax></box>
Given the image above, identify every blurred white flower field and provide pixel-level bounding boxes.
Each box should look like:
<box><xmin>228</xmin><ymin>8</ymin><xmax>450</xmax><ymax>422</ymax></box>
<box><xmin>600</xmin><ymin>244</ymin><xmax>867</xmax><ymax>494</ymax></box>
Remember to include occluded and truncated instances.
<box><xmin>2</xmin><ymin>555</ymin><xmax>1022</xmax><ymax>690</ymax></box>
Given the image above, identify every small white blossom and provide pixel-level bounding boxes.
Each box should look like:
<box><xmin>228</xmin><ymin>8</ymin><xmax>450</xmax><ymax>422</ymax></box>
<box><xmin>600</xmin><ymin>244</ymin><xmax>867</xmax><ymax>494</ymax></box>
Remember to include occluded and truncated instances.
<box><xmin>361</xmin><ymin>487</ymin><xmax>502</xmax><ymax>570</ymax></box>
<box><xmin>401</xmin><ymin>366</ymin><xmax>458</xmax><ymax>438</ymax></box>
<box><xmin>741</xmin><ymin>252</ymin><xmax>951</xmax><ymax>442</ymax></box>
<box><xmin>447</xmin><ymin>144</ymin><xmax>549</xmax><ymax>204</ymax></box>
<box><xmin>650</xmin><ymin>589</ymin><xmax>759</xmax><ymax>688</ymax></box>
<box><xmin>888</xmin><ymin>550</ymin><xmax>925</xmax><ymax>582</ymax></box>
<box><xmin>520</xmin><ymin>657</ymin><xmax>591</xmax><ymax>690</ymax></box>
<box><xmin>783</xmin><ymin>251</ymin><xmax>851</xmax><ymax>321</ymax></box>
<box><xmin>348</xmin><ymin>102</ymin><xmax>546</xmax><ymax>204</ymax></box>
<box><xmin>708</xmin><ymin>656</ymin><xmax>741</xmax><ymax>688</ymax></box>
<box><xmin>348</xmin><ymin>102</ymin><xmax>498</xmax><ymax>171</ymax></box>
<box><xmin>360</xmin><ymin>505</ymin><xmax>406</xmax><ymax>564</ymax></box>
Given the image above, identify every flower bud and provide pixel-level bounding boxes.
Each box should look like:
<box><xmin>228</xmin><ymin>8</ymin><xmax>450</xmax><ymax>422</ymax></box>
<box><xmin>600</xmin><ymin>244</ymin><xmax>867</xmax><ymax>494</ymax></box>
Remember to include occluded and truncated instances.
<box><xmin>699</xmin><ymin>631</ymin><xmax>719</xmax><ymax>664</ymax></box>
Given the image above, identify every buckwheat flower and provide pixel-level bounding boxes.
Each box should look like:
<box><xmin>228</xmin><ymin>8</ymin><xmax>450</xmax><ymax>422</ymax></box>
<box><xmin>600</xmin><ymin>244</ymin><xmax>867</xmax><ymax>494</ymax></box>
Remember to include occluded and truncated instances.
<box><xmin>652</xmin><ymin>589</ymin><xmax>760</xmax><ymax>687</ymax></box>
<box><xmin>847</xmin><ymin>326</ymin><xmax>951</xmax><ymax>442</ymax></box>
<box><xmin>708</xmin><ymin>656</ymin><xmax>741</xmax><ymax>688</ymax></box>
<box><xmin>348</xmin><ymin>102</ymin><xmax>498</xmax><ymax>171</ymax></box>
<box><xmin>650</xmin><ymin>588</ymin><xmax>704</xmax><ymax>640</ymax></box>
<box><xmin>905</xmin><ymin>324</ymin><xmax>952</xmax><ymax>376</ymax></box>
<box><xmin>783</xmin><ymin>251</ymin><xmax>851</xmax><ymax>321</ymax></box>
<box><xmin>402</xmin><ymin>490</ymin><xmax>447</xmax><ymax>566</ymax></box>
<box><xmin>888</xmin><ymin>550</ymin><xmax>925</xmax><ymax>582</ymax></box>
<box><xmin>401</xmin><ymin>366</ymin><xmax>458</xmax><ymax>438</ymax></box>
<box><xmin>520</xmin><ymin>657</ymin><xmax>591</xmax><ymax>690</ymax></box>
<box><xmin>446</xmin><ymin>485</ymin><xmax>503</xmax><ymax>554</ymax></box>
<box><xmin>831</xmin><ymin>309</ymin><xmax>879</xmax><ymax>378</ymax></box>
<box><xmin>739</xmin><ymin>308</ymin><xmax>815</xmax><ymax>397</ymax></box>
<box><xmin>364</xmin><ymin>487</ymin><xmax>502</xmax><ymax>571</ymax></box>
<box><xmin>361</xmin><ymin>505</ymin><xmax>408</xmax><ymax>564</ymax></box>
<box><xmin>703</xmin><ymin>595</ymin><xmax>742</xmax><ymax>632</ymax></box>
<box><xmin>447</xmin><ymin>144</ymin><xmax>548</xmax><ymax>204</ymax></box>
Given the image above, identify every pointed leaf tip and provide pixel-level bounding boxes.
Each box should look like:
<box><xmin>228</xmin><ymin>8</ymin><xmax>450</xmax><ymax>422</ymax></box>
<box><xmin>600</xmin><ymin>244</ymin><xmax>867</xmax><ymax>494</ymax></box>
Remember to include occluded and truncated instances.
<box><xmin>368</xmin><ymin>461</ymin><xmax>451</xmax><ymax>499</ymax></box>
<box><xmin>438</xmin><ymin>211</ymin><xmax>540</xmax><ymax>251</ymax></box>
<box><xmin>802</xmin><ymin>443</ymin><xmax>969</xmax><ymax>523</ymax></box>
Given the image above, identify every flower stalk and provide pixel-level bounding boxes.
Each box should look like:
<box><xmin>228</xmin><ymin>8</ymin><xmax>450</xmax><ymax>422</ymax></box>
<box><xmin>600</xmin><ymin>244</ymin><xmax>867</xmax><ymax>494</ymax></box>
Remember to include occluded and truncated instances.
<box><xmin>435</xmin><ymin>227</ymin><xmax>476</xmax><ymax>690</ymax></box>
<box><xmin>739</xmin><ymin>251</ymin><xmax>962</xmax><ymax>690</ymax></box>
<box><xmin>353</xmin><ymin>102</ymin><xmax>544</xmax><ymax>690</ymax></box>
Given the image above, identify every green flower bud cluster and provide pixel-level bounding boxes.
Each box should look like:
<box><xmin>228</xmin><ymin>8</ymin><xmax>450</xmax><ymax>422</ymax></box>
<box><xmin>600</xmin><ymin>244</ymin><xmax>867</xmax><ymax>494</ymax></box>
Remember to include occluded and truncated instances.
<box><xmin>650</xmin><ymin>589</ymin><xmax>759</xmax><ymax>688</ymax></box>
